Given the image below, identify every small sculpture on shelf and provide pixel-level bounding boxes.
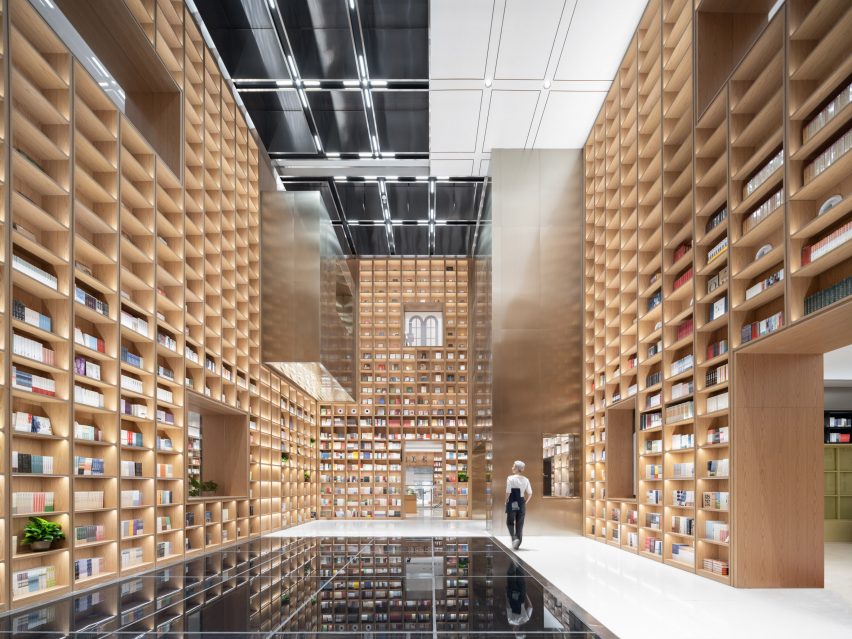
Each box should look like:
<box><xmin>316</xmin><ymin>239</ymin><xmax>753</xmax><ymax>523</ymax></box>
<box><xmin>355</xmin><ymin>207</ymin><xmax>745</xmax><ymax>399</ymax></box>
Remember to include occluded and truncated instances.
<box><xmin>21</xmin><ymin>517</ymin><xmax>65</xmax><ymax>552</ymax></box>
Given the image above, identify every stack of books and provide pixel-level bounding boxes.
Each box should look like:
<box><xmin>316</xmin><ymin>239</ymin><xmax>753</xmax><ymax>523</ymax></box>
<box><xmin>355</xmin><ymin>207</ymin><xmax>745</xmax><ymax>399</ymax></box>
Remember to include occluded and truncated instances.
<box><xmin>671</xmin><ymin>433</ymin><xmax>694</xmax><ymax>450</ymax></box>
<box><xmin>671</xmin><ymin>543</ymin><xmax>694</xmax><ymax>565</ymax></box>
<box><xmin>120</xmin><ymin>347</ymin><xmax>144</xmax><ymax>368</ymax></box>
<box><xmin>707</xmin><ymin>459</ymin><xmax>730</xmax><ymax>478</ymax></box>
<box><xmin>120</xmin><ymin>547</ymin><xmax>144</xmax><ymax>569</ymax></box>
<box><xmin>156</xmin><ymin>409</ymin><xmax>175</xmax><ymax>425</ymax></box>
<box><xmin>706</xmin><ymin>265</ymin><xmax>729</xmax><ymax>295</ymax></box>
<box><xmin>706</xmin><ymin>391</ymin><xmax>729</xmax><ymax>413</ymax></box>
<box><xmin>645</xmin><ymin>464</ymin><xmax>663</xmax><ymax>480</ymax></box>
<box><xmin>156</xmin><ymin>490</ymin><xmax>174</xmax><ymax>505</ymax></box>
<box><xmin>13</xmin><ymin>334</ymin><xmax>55</xmax><ymax>365</ymax></box>
<box><xmin>802</xmin><ymin>220</ymin><xmax>852</xmax><ymax>266</ymax></box>
<box><xmin>157</xmin><ymin>516</ymin><xmax>172</xmax><ymax>532</ymax></box>
<box><xmin>75</xmin><ymin>491</ymin><xmax>104</xmax><ymax>511</ymax></box>
<box><xmin>673</xmin><ymin>267</ymin><xmax>693</xmax><ymax>291</ymax></box>
<box><xmin>121</xmin><ymin>491</ymin><xmax>143</xmax><ymax>508</ymax></box>
<box><xmin>121</xmin><ymin>374</ymin><xmax>144</xmax><ymax>393</ymax></box>
<box><xmin>742</xmin><ymin>190</ymin><xmax>784</xmax><ymax>235</ymax></box>
<box><xmin>120</xmin><ymin>461</ymin><xmax>144</xmax><ymax>477</ymax></box>
<box><xmin>705</xmin><ymin>206</ymin><xmax>728</xmax><ymax>233</ymax></box>
<box><xmin>157</xmin><ymin>386</ymin><xmax>174</xmax><ymax>403</ymax></box>
<box><xmin>671</xmin><ymin>354</ymin><xmax>694</xmax><ymax>375</ymax></box>
<box><xmin>706</xmin><ymin>425</ymin><xmax>729</xmax><ymax>445</ymax></box>
<box><xmin>73</xmin><ymin>456</ymin><xmax>105</xmax><ymax>475</ymax></box>
<box><xmin>121</xmin><ymin>519</ymin><xmax>144</xmax><ymax>537</ymax></box>
<box><xmin>644</xmin><ymin>537</ymin><xmax>663</xmax><ymax>555</ymax></box>
<box><xmin>12</xmin><ymin>492</ymin><xmax>55</xmax><ymax>514</ymax></box>
<box><xmin>13</xmin><ymin>299</ymin><xmax>52</xmax><ymax>331</ymax></box>
<box><xmin>74</xmin><ymin>357</ymin><xmax>102</xmax><ymax>381</ymax></box>
<box><xmin>646</xmin><ymin>490</ymin><xmax>662</xmax><ymax>504</ymax></box>
<box><xmin>13</xmin><ymin>254</ymin><xmax>58</xmax><ymax>289</ymax></box>
<box><xmin>745</xmin><ymin>268</ymin><xmax>784</xmax><ymax>300</ymax></box>
<box><xmin>74</xmin><ymin>328</ymin><xmax>104</xmax><ymax>353</ymax></box>
<box><xmin>671</xmin><ymin>516</ymin><xmax>695</xmax><ymax>535</ymax></box>
<box><xmin>14</xmin><ymin>412</ymin><xmax>53</xmax><ymax>435</ymax></box>
<box><xmin>156</xmin><ymin>463</ymin><xmax>174</xmax><ymax>478</ymax></box>
<box><xmin>744</xmin><ymin>149</ymin><xmax>783</xmax><ymax>196</ymax></box>
<box><xmin>706</xmin><ymin>236</ymin><xmax>728</xmax><ymax>264</ymax></box>
<box><xmin>805</xmin><ymin>276</ymin><xmax>852</xmax><ymax>315</ymax></box>
<box><xmin>12</xmin><ymin>566</ymin><xmax>57</xmax><ymax>597</ymax></box>
<box><xmin>673</xmin><ymin>490</ymin><xmax>694</xmax><ymax>507</ymax></box>
<box><xmin>803</xmin><ymin>81</ymin><xmax>852</xmax><ymax>141</ymax></box>
<box><xmin>121</xmin><ymin>428</ymin><xmax>145</xmax><ymax>448</ymax></box>
<box><xmin>75</xmin><ymin>423</ymin><xmax>103</xmax><ymax>442</ymax></box>
<box><xmin>703</xmin><ymin>558</ymin><xmax>729</xmax><ymax>576</ymax></box>
<box><xmin>13</xmin><ymin>366</ymin><xmax>56</xmax><ymax>396</ymax></box>
<box><xmin>671</xmin><ymin>463</ymin><xmax>695</xmax><ymax>479</ymax></box>
<box><xmin>705</xmin><ymin>520</ymin><xmax>730</xmax><ymax>543</ymax></box>
<box><xmin>156</xmin><ymin>541</ymin><xmax>174</xmax><ymax>558</ymax></box>
<box><xmin>157</xmin><ymin>332</ymin><xmax>178</xmax><ymax>352</ymax></box>
<box><xmin>671</xmin><ymin>380</ymin><xmax>693</xmax><ymax>400</ymax></box>
<box><xmin>120</xmin><ymin>310</ymin><xmax>149</xmax><ymax>336</ymax></box>
<box><xmin>74</xmin><ymin>286</ymin><xmax>110</xmax><ymax>317</ymax></box>
<box><xmin>12</xmin><ymin>453</ymin><xmax>54</xmax><ymax>474</ymax></box>
<box><xmin>74</xmin><ymin>385</ymin><xmax>105</xmax><ymax>408</ymax></box>
<box><xmin>120</xmin><ymin>399</ymin><xmax>147</xmax><ymax>418</ymax></box>
<box><xmin>705</xmin><ymin>364</ymin><xmax>729</xmax><ymax>388</ymax></box>
<box><xmin>665</xmin><ymin>400</ymin><xmax>694</xmax><ymax>423</ymax></box>
<box><xmin>75</xmin><ymin>524</ymin><xmax>105</xmax><ymax>544</ymax></box>
<box><xmin>74</xmin><ymin>557</ymin><xmax>105</xmax><ymax>581</ymax></box>
<box><xmin>803</xmin><ymin>129</ymin><xmax>852</xmax><ymax>183</ymax></box>
<box><xmin>703</xmin><ymin>491</ymin><xmax>730</xmax><ymax>510</ymax></box>
<box><xmin>740</xmin><ymin>311</ymin><xmax>783</xmax><ymax>343</ymax></box>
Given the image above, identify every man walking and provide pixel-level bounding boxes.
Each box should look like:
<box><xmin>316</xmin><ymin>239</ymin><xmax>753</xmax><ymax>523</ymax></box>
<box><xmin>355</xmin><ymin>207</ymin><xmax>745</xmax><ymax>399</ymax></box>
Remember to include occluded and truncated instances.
<box><xmin>506</xmin><ymin>460</ymin><xmax>533</xmax><ymax>549</ymax></box>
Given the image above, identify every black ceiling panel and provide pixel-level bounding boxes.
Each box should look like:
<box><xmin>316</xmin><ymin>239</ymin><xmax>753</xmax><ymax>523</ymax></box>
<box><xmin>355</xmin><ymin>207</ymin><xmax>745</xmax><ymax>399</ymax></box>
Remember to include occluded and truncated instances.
<box><xmin>208</xmin><ymin>28</ymin><xmax>291</xmax><ymax>79</ymax></box>
<box><xmin>350</xmin><ymin>225</ymin><xmax>391</xmax><ymax>255</ymax></box>
<box><xmin>308</xmin><ymin>90</ymin><xmax>370</xmax><ymax>153</ymax></box>
<box><xmin>337</xmin><ymin>182</ymin><xmax>383</xmax><ymax>221</ymax></box>
<box><xmin>250</xmin><ymin>111</ymin><xmax>316</xmax><ymax>154</ymax></box>
<box><xmin>282</xmin><ymin>180</ymin><xmax>340</xmax><ymax>221</ymax></box>
<box><xmin>435</xmin><ymin>226</ymin><xmax>471</xmax><ymax>256</ymax></box>
<box><xmin>394</xmin><ymin>226</ymin><xmax>429</xmax><ymax>255</ymax></box>
<box><xmin>436</xmin><ymin>182</ymin><xmax>480</xmax><ymax>221</ymax></box>
<box><xmin>360</xmin><ymin>0</ymin><xmax>428</xmax><ymax>79</ymax></box>
<box><xmin>386</xmin><ymin>182</ymin><xmax>428</xmax><ymax>221</ymax></box>
<box><xmin>372</xmin><ymin>91</ymin><xmax>428</xmax><ymax>152</ymax></box>
<box><xmin>196</xmin><ymin>0</ymin><xmax>273</xmax><ymax>29</ymax></box>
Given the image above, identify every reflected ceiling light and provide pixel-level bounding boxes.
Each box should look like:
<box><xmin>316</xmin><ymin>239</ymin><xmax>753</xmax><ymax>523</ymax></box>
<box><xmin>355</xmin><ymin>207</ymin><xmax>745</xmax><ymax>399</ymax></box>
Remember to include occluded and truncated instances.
<box><xmin>303</xmin><ymin>80</ymin><xmax>320</xmax><ymax>87</ymax></box>
<box><xmin>334</xmin><ymin>176</ymin><xmax>347</xmax><ymax>181</ymax></box>
<box><xmin>543</xmin><ymin>79</ymin><xmax>551</xmax><ymax>89</ymax></box>
<box><xmin>326</xmin><ymin>152</ymin><xmax>340</xmax><ymax>158</ymax></box>
<box><xmin>484</xmin><ymin>77</ymin><xmax>492</xmax><ymax>87</ymax></box>
<box><xmin>349</xmin><ymin>0</ymin><xmax>355</xmax><ymax>9</ymax></box>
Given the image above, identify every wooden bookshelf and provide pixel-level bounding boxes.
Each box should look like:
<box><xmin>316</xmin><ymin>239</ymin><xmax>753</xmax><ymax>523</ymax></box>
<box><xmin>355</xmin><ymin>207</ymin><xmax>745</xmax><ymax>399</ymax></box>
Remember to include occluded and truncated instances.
<box><xmin>319</xmin><ymin>258</ymin><xmax>471</xmax><ymax>520</ymax></box>
<box><xmin>0</xmin><ymin>0</ymin><xmax>319</xmax><ymax>610</ymax></box>
<box><xmin>584</xmin><ymin>0</ymin><xmax>851</xmax><ymax>587</ymax></box>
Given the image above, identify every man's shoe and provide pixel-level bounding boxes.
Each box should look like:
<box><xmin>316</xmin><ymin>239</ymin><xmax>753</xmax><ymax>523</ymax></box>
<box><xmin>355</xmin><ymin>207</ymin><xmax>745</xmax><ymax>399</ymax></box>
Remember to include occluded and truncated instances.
<box><xmin>512</xmin><ymin>539</ymin><xmax>521</xmax><ymax>550</ymax></box>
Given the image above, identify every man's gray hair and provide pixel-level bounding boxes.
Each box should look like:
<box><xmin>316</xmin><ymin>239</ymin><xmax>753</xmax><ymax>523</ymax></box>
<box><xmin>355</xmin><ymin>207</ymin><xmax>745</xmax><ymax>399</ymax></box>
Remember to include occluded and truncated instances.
<box><xmin>513</xmin><ymin>460</ymin><xmax>525</xmax><ymax>472</ymax></box>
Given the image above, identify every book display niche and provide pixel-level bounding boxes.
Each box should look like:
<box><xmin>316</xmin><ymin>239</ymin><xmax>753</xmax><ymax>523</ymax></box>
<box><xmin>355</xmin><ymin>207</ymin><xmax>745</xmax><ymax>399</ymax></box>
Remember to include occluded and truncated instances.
<box><xmin>0</xmin><ymin>0</ymin><xmax>319</xmax><ymax>611</ymax></box>
<box><xmin>319</xmin><ymin>258</ymin><xmax>472</xmax><ymax>520</ymax></box>
<box><xmin>584</xmin><ymin>0</ymin><xmax>851</xmax><ymax>588</ymax></box>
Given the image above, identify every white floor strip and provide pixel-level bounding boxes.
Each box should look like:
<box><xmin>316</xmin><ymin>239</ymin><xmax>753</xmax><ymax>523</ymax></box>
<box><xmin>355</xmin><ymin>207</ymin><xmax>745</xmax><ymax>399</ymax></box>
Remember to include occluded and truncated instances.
<box><xmin>272</xmin><ymin>518</ymin><xmax>490</xmax><ymax>538</ymax></box>
<box><xmin>496</xmin><ymin>535</ymin><xmax>852</xmax><ymax>639</ymax></box>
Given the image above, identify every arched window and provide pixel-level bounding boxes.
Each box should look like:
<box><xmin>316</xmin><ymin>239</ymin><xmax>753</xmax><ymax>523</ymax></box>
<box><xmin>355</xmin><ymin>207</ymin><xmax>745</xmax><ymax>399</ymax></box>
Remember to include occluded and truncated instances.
<box><xmin>407</xmin><ymin>316</ymin><xmax>423</xmax><ymax>347</ymax></box>
<box><xmin>424</xmin><ymin>316</ymin><xmax>438</xmax><ymax>346</ymax></box>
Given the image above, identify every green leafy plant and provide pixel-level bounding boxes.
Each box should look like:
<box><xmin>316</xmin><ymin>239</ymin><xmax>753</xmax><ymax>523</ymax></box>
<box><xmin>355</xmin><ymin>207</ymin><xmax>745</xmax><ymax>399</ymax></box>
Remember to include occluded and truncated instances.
<box><xmin>457</xmin><ymin>471</ymin><xmax>469</xmax><ymax>483</ymax></box>
<box><xmin>188</xmin><ymin>477</ymin><xmax>218</xmax><ymax>497</ymax></box>
<box><xmin>22</xmin><ymin>517</ymin><xmax>65</xmax><ymax>548</ymax></box>
<box><xmin>281</xmin><ymin>593</ymin><xmax>291</xmax><ymax>605</ymax></box>
<box><xmin>309</xmin><ymin>437</ymin><xmax>315</xmax><ymax>445</ymax></box>
<box><xmin>303</xmin><ymin>471</ymin><xmax>311</xmax><ymax>482</ymax></box>
<box><xmin>281</xmin><ymin>452</ymin><xmax>289</xmax><ymax>462</ymax></box>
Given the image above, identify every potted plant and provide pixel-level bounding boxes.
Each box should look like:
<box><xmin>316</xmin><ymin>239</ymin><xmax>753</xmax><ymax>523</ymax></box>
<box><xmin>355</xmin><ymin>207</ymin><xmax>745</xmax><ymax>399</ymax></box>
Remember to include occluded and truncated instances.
<box><xmin>189</xmin><ymin>477</ymin><xmax>218</xmax><ymax>497</ymax></box>
<box><xmin>457</xmin><ymin>471</ymin><xmax>469</xmax><ymax>483</ymax></box>
<box><xmin>303</xmin><ymin>471</ymin><xmax>311</xmax><ymax>483</ymax></box>
<box><xmin>22</xmin><ymin>517</ymin><xmax>65</xmax><ymax>551</ymax></box>
<box><xmin>282</xmin><ymin>452</ymin><xmax>289</xmax><ymax>463</ymax></box>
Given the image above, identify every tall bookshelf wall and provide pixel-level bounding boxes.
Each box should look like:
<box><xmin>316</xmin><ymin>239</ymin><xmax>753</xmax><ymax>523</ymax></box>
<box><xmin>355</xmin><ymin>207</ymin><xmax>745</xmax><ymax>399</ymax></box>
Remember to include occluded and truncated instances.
<box><xmin>319</xmin><ymin>258</ymin><xmax>472</xmax><ymax>520</ymax></box>
<box><xmin>0</xmin><ymin>0</ymin><xmax>318</xmax><ymax>611</ymax></box>
<box><xmin>584</xmin><ymin>0</ymin><xmax>852</xmax><ymax>586</ymax></box>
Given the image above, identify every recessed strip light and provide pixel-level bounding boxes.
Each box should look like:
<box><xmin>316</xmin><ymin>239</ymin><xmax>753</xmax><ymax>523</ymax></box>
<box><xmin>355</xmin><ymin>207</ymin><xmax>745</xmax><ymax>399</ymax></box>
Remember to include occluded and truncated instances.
<box><xmin>343</xmin><ymin>79</ymin><xmax>360</xmax><ymax>87</ymax></box>
<box><xmin>358</xmin><ymin>55</ymin><xmax>367</xmax><ymax>78</ymax></box>
<box><xmin>360</xmin><ymin>152</ymin><xmax>373</xmax><ymax>158</ymax></box>
<box><xmin>326</xmin><ymin>152</ymin><xmax>340</xmax><ymax>158</ymax></box>
<box><xmin>286</xmin><ymin>55</ymin><xmax>297</xmax><ymax>78</ymax></box>
<box><xmin>313</xmin><ymin>134</ymin><xmax>322</xmax><ymax>151</ymax></box>
<box><xmin>303</xmin><ymin>80</ymin><xmax>320</xmax><ymax>87</ymax></box>
<box><xmin>349</xmin><ymin>0</ymin><xmax>355</xmax><ymax>9</ymax></box>
<box><xmin>334</xmin><ymin>176</ymin><xmax>348</xmax><ymax>181</ymax></box>
<box><xmin>298</xmin><ymin>90</ymin><xmax>308</xmax><ymax>108</ymax></box>
<box><xmin>371</xmin><ymin>80</ymin><xmax>387</xmax><ymax>87</ymax></box>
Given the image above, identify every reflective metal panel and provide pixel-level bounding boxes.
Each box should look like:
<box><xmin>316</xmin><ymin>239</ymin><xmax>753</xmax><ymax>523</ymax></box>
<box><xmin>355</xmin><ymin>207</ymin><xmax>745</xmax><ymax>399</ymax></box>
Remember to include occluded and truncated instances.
<box><xmin>489</xmin><ymin>149</ymin><xmax>584</xmax><ymax>535</ymax></box>
<box><xmin>360</xmin><ymin>0</ymin><xmax>428</xmax><ymax>79</ymax></box>
<box><xmin>393</xmin><ymin>226</ymin><xmax>429</xmax><ymax>255</ymax></box>
<box><xmin>350</xmin><ymin>225</ymin><xmax>391</xmax><ymax>255</ymax></box>
<box><xmin>261</xmin><ymin>191</ymin><xmax>355</xmax><ymax>401</ymax></box>
<box><xmin>434</xmin><ymin>225</ymin><xmax>471</xmax><ymax>256</ymax></box>
<box><xmin>387</xmin><ymin>182</ymin><xmax>428</xmax><ymax>220</ymax></box>
<box><xmin>337</xmin><ymin>181</ymin><xmax>384</xmax><ymax>220</ymax></box>
<box><xmin>249</xmin><ymin>110</ymin><xmax>316</xmax><ymax>154</ymax></box>
<box><xmin>308</xmin><ymin>90</ymin><xmax>370</xmax><ymax>153</ymax></box>
<box><xmin>372</xmin><ymin>91</ymin><xmax>429</xmax><ymax>152</ymax></box>
<box><xmin>436</xmin><ymin>182</ymin><xmax>480</xmax><ymax>221</ymax></box>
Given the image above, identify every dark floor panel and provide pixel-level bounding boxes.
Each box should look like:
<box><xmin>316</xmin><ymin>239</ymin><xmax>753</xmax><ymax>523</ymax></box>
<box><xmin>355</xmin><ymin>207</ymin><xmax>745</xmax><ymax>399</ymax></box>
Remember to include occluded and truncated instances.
<box><xmin>0</xmin><ymin>536</ymin><xmax>608</xmax><ymax>638</ymax></box>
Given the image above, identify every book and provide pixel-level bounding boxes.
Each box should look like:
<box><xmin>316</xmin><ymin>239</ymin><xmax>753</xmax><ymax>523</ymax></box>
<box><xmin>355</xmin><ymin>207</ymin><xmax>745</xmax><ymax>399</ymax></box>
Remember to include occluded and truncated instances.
<box><xmin>805</xmin><ymin>276</ymin><xmax>852</xmax><ymax>315</ymax></box>
<box><xmin>12</xmin><ymin>492</ymin><xmax>56</xmax><ymax>514</ymax></box>
<box><xmin>13</xmin><ymin>300</ymin><xmax>52</xmax><ymax>332</ymax></box>
<box><xmin>12</xmin><ymin>412</ymin><xmax>53</xmax><ymax>435</ymax></box>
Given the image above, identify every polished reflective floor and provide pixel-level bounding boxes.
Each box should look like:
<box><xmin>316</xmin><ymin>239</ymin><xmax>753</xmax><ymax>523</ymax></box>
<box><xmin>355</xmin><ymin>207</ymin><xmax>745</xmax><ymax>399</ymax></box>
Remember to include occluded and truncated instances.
<box><xmin>0</xmin><ymin>536</ymin><xmax>612</xmax><ymax>637</ymax></box>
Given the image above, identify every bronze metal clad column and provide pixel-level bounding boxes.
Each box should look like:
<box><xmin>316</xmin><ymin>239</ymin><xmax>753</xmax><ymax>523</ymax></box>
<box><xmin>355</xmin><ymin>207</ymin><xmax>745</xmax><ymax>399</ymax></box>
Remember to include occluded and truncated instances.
<box><xmin>490</xmin><ymin>149</ymin><xmax>584</xmax><ymax>535</ymax></box>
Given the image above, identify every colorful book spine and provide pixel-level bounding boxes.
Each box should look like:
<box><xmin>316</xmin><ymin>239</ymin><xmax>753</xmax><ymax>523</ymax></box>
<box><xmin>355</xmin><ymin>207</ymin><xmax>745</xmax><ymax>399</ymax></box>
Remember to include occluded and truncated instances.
<box><xmin>13</xmin><ymin>334</ymin><xmax>55</xmax><ymax>365</ymax></box>
<box><xmin>12</xmin><ymin>566</ymin><xmax>57</xmax><ymax>597</ymax></box>
<box><xmin>73</xmin><ymin>456</ymin><xmax>105</xmax><ymax>475</ymax></box>
<box><xmin>13</xmin><ymin>299</ymin><xmax>52</xmax><ymax>331</ymax></box>
<box><xmin>74</xmin><ymin>327</ymin><xmax>105</xmax><ymax>353</ymax></box>
<box><xmin>121</xmin><ymin>519</ymin><xmax>145</xmax><ymax>538</ymax></box>
<box><xmin>12</xmin><ymin>366</ymin><xmax>57</xmax><ymax>396</ymax></box>
<box><xmin>11</xmin><ymin>492</ymin><xmax>56</xmax><ymax>514</ymax></box>
<box><xmin>12</xmin><ymin>453</ymin><xmax>55</xmax><ymax>474</ymax></box>
<box><xmin>74</xmin><ymin>286</ymin><xmax>110</xmax><ymax>316</ymax></box>
<box><xmin>75</xmin><ymin>491</ymin><xmax>105</xmax><ymax>511</ymax></box>
<box><xmin>75</xmin><ymin>524</ymin><xmax>106</xmax><ymax>544</ymax></box>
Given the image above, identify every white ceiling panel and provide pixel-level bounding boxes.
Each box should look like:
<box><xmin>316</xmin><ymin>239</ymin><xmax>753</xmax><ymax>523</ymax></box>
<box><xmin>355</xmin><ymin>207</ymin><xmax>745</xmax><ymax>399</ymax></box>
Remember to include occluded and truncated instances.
<box><xmin>430</xmin><ymin>90</ymin><xmax>483</xmax><ymax>153</ymax></box>
<box><xmin>495</xmin><ymin>0</ymin><xmax>570</xmax><ymax>80</ymax></box>
<box><xmin>429</xmin><ymin>158</ymin><xmax>475</xmax><ymax>177</ymax></box>
<box><xmin>556</xmin><ymin>0</ymin><xmax>648</xmax><ymax>80</ymax></box>
<box><xmin>483</xmin><ymin>90</ymin><xmax>540</xmax><ymax>150</ymax></box>
<box><xmin>534</xmin><ymin>91</ymin><xmax>607</xmax><ymax>148</ymax></box>
<box><xmin>430</xmin><ymin>0</ymin><xmax>495</xmax><ymax>79</ymax></box>
<box><xmin>825</xmin><ymin>345</ymin><xmax>852</xmax><ymax>380</ymax></box>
